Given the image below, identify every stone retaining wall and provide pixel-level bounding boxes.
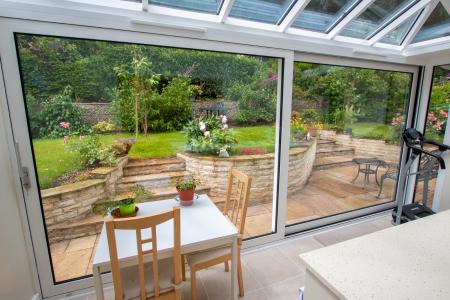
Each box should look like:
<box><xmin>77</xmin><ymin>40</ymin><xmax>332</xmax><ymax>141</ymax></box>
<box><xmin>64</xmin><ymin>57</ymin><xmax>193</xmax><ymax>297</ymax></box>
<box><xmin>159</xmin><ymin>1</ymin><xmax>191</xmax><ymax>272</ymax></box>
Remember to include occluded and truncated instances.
<box><xmin>192</xmin><ymin>99</ymin><xmax>238</xmax><ymax>121</ymax></box>
<box><xmin>320</xmin><ymin>130</ymin><xmax>401</xmax><ymax>163</ymax></box>
<box><xmin>178</xmin><ymin>140</ymin><xmax>316</xmax><ymax>205</ymax></box>
<box><xmin>41</xmin><ymin>157</ymin><xmax>128</xmax><ymax>242</ymax></box>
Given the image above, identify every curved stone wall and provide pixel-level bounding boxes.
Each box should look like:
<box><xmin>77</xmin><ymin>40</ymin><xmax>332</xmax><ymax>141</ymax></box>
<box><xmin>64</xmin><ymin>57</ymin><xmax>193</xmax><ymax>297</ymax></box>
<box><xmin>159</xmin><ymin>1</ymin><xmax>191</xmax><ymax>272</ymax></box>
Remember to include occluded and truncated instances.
<box><xmin>178</xmin><ymin>139</ymin><xmax>316</xmax><ymax>205</ymax></box>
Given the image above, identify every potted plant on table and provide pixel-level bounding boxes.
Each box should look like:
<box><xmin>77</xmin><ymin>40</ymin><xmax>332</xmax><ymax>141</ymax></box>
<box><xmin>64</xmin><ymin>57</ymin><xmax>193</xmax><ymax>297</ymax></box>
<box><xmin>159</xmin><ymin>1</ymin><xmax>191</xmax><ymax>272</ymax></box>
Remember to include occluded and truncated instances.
<box><xmin>174</xmin><ymin>175</ymin><xmax>201</xmax><ymax>206</ymax></box>
<box><xmin>97</xmin><ymin>184</ymin><xmax>151</xmax><ymax>218</ymax></box>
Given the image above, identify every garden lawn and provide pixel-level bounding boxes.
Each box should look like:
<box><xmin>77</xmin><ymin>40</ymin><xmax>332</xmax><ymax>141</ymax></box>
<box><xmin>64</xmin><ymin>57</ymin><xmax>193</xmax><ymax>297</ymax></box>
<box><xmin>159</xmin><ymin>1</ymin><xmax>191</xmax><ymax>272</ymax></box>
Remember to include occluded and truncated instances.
<box><xmin>348</xmin><ymin>122</ymin><xmax>395</xmax><ymax>142</ymax></box>
<box><xmin>33</xmin><ymin>125</ymin><xmax>276</xmax><ymax>189</ymax></box>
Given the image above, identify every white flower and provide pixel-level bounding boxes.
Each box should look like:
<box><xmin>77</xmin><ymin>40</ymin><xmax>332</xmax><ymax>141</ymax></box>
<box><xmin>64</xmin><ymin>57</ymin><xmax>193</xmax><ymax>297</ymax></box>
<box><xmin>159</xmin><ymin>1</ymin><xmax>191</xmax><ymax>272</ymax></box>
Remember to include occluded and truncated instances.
<box><xmin>204</xmin><ymin>131</ymin><xmax>210</xmax><ymax>138</ymax></box>
<box><xmin>223</xmin><ymin>124</ymin><xmax>228</xmax><ymax>129</ymax></box>
<box><xmin>199</xmin><ymin>122</ymin><xmax>206</xmax><ymax>132</ymax></box>
<box><xmin>221</xmin><ymin>116</ymin><xmax>228</xmax><ymax>124</ymax></box>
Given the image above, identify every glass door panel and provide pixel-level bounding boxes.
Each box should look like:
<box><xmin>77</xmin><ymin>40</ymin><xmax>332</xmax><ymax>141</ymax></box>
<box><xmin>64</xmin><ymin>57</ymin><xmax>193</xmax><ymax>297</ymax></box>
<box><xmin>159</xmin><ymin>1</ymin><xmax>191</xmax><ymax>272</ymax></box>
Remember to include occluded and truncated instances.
<box><xmin>286</xmin><ymin>61</ymin><xmax>413</xmax><ymax>227</ymax></box>
<box><xmin>13</xmin><ymin>33</ymin><xmax>281</xmax><ymax>286</ymax></box>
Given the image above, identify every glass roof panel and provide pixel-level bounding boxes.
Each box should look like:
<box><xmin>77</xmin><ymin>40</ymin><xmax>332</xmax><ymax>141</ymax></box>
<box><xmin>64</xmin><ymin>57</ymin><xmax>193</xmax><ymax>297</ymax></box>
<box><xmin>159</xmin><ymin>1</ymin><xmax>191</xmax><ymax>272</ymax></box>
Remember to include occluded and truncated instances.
<box><xmin>149</xmin><ymin>0</ymin><xmax>224</xmax><ymax>14</ymax></box>
<box><xmin>292</xmin><ymin>0</ymin><xmax>361</xmax><ymax>33</ymax></box>
<box><xmin>380</xmin><ymin>9</ymin><xmax>421</xmax><ymax>45</ymax></box>
<box><xmin>229</xmin><ymin>0</ymin><xmax>297</xmax><ymax>24</ymax></box>
<box><xmin>413</xmin><ymin>2</ymin><xmax>450</xmax><ymax>43</ymax></box>
<box><xmin>340</xmin><ymin>0</ymin><xmax>420</xmax><ymax>39</ymax></box>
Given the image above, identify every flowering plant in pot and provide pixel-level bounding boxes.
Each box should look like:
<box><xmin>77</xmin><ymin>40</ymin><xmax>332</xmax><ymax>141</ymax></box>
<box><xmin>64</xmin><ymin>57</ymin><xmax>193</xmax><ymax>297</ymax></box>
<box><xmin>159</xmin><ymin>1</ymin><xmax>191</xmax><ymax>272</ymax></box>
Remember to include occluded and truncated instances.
<box><xmin>174</xmin><ymin>175</ymin><xmax>201</xmax><ymax>206</ymax></box>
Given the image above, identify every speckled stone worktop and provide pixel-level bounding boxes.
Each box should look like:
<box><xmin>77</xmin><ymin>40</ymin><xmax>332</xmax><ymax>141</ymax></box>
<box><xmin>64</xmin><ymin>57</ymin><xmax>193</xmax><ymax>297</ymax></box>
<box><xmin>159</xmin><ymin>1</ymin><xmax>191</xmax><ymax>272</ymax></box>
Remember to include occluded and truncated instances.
<box><xmin>300</xmin><ymin>210</ymin><xmax>450</xmax><ymax>300</ymax></box>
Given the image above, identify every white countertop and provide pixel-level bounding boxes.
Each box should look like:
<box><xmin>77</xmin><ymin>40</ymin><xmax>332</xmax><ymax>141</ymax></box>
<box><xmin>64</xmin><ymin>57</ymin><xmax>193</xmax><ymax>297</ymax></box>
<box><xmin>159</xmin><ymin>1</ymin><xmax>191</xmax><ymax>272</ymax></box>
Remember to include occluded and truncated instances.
<box><xmin>300</xmin><ymin>210</ymin><xmax>450</xmax><ymax>300</ymax></box>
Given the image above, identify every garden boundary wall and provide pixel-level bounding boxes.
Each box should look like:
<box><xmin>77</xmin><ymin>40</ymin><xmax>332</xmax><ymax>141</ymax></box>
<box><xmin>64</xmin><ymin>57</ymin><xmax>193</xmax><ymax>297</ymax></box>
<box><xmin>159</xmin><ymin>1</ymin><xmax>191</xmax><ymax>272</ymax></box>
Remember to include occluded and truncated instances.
<box><xmin>74</xmin><ymin>102</ymin><xmax>112</xmax><ymax>125</ymax></box>
<box><xmin>320</xmin><ymin>130</ymin><xmax>401</xmax><ymax>163</ymax></box>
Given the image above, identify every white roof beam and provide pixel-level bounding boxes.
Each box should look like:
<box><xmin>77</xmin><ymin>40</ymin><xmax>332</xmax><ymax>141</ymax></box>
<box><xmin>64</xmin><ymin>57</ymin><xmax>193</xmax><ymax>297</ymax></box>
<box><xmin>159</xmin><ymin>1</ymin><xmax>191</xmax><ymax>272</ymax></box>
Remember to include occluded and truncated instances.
<box><xmin>278</xmin><ymin>0</ymin><xmax>311</xmax><ymax>32</ymax></box>
<box><xmin>218</xmin><ymin>0</ymin><xmax>234</xmax><ymax>23</ymax></box>
<box><xmin>142</xmin><ymin>0</ymin><xmax>148</xmax><ymax>11</ymax></box>
<box><xmin>368</xmin><ymin>0</ymin><xmax>433</xmax><ymax>45</ymax></box>
<box><xmin>401</xmin><ymin>0</ymin><xmax>438</xmax><ymax>50</ymax></box>
<box><xmin>441</xmin><ymin>0</ymin><xmax>450</xmax><ymax>14</ymax></box>
<box><xmin>327</xmin><ymin>0</ymin><xmax>376</xmax><ymax>39</ymax></box>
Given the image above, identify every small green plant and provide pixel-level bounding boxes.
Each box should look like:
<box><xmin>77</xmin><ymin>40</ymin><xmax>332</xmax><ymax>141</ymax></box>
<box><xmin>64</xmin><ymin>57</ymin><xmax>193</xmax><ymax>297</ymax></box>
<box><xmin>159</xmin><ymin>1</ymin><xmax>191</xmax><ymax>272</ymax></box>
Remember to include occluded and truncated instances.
<box><xmin>174</xmin><ymin>175</ymin><xmax>201</xmax><ymax>191</ymax></box>
<box><xmin>94</xmin><ymin>184</ymin><xmax>152</xmax><ymax>216</ymax></box>
<box><xmin>92</xmin><ymin>121</ymin><xmax>115</xmax><ymax>133</ymax></box>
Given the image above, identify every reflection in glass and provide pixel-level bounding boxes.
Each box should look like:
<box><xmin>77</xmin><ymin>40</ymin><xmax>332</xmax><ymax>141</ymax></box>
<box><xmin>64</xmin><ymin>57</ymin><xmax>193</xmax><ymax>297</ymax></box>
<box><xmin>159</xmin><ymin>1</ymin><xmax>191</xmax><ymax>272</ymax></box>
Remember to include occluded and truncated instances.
<box><xmin>229</xmin><ymin>0</ymin><xmax>296</xmax><ymax>24</ymax></box>
<box><xmin>380</xmin><ymin>10</ymin><xmax>421</xmax><ymax>45</ymax></box>
<box><xmin>149</xmin><ymin>0</ymin><xmax>224</xmax><ymax>14</ymax></box>
<box><xmin>292</xmin><ymin>0</ymin><xmax>361</xmax><ymax>33</ymax></box>
<box><xmin>413</xmin><ymin>2</ymin><xmax>450</xmax><ymax>43</ymax></box>
<box><xmin>341</xmin><ymin>0</ymin><xmax>419</xmax><ymax>39</ymax></box>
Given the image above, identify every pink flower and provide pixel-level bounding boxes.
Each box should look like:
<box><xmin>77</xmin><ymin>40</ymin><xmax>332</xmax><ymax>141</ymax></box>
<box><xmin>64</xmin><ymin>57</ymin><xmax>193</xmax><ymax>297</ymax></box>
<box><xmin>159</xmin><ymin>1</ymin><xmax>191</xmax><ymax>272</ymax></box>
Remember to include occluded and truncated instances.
<box><xmin>204</xmin><ymin>131</ymin><xmax>210</xmax><ymax>138</ymax></box>
<box><xmin>428</xmin><ymin>113</ymin><xmax>437</xmax><ymax>122</ymax></box>
<box><xmin>439</xmin><ymin>110</ymin><xmax>448</xmax><ymax>118</ymax></box>
<box><xmin>221</xmin><ymin>116</ymin><xmax>227</xmax><ymax>124</ymax></box>
<box><xmin>63</xmin><ymin>136</ymin><xmax>69</xmax><ymax>144</ymax></box>
<box><xmin>79</xmin><ymin>135</ymin><xmax>84</xmax><ymax>141</ymax></box>
<box><xmin>223</xmin><ymin>124</ymin><xmax>229</xmax><ymax>129</ymax></box>
<box><xmin>60</xmin><ymin>121</ymin><xmax>70</xmax><ymax>129</ymax></box>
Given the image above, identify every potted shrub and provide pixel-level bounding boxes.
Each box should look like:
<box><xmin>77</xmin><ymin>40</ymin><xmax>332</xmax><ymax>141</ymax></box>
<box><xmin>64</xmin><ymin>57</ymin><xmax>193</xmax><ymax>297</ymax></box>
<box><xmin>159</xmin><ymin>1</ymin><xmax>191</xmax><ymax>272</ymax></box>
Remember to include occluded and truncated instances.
<box><xmin>97</xmin><ymin>184</ymin><xmax>150</xmax><ymax>217</ymax></box>
<box><xmin>174</xmin><ymin>175</ymin><xmax>201</xmax><ymax>206</ymax></box>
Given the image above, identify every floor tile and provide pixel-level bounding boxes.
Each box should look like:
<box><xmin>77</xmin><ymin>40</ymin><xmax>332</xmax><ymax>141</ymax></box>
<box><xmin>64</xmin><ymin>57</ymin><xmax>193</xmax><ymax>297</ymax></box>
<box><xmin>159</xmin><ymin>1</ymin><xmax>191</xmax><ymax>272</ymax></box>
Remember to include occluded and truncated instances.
<box><xmin>313</xmin><ymin>221</ymin><xmax>382</xmax><ymax>246</ymax></box>
<box><xmin>52</xmin><ymin>248</ymin><xmax>92</xmax><ymax>282</ymax></box>
<box><xmin>66</xmin><ymin>235</ymin><xmax>97</xmax><ymax>253</ymax></box>
<box><xmin>241</xmin><ymin>288</ymin><xmax>270</xmax><ymax>300</ymax></box>
<box><xmin>275</xmin><ymin>236</ymin><xmax>324</xmax><ymax>266</ymax></box>
<box><xmin>264</xmin><ymin>275</ymin><xmax>305</xmax><ymax>300</ymax></box>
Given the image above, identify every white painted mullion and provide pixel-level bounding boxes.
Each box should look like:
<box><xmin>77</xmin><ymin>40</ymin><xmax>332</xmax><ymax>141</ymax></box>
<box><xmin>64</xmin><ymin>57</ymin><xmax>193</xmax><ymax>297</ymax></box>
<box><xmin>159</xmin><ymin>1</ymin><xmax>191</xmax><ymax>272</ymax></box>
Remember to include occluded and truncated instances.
<box><xmin>401</xmin><ymin>0</ymin><xmax>438</xmax><ymax>50</ymax></box>
<box><xmin>369</xmin><ymin>0</ymin><xmax>432</xmax><ymax>45</ymax></box>
<box><xmin>327</xmin><ymin>0</ymin><xmax>376</xmax><ymax>39</ymax></box>
<box><xmin>278</xmin><ymin>0</ymin><xmax>311</xmax><ymax>32</ymax></box>
<box><xmin>218</xmin><ymin>0</ymin><xmax>234</xmax><ymax>23</ymax></box>
<box><xmin>142</xmin><ymin>0</ymin><xmax>148</xmax><ymax>12</ymax></box>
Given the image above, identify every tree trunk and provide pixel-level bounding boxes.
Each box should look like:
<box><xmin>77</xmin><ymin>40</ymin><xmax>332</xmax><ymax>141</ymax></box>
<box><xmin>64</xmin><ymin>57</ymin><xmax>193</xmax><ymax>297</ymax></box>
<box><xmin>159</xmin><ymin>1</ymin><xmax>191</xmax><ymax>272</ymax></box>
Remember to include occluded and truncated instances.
<box><xmin>144</xmin><ymin>110</ymin><xmax>148</xmax><ymax>137</ymax></box>
<box><xmin>135</xmin><ymin>94</ymin><xmax>139</xmax><ymax>139</ymax></box>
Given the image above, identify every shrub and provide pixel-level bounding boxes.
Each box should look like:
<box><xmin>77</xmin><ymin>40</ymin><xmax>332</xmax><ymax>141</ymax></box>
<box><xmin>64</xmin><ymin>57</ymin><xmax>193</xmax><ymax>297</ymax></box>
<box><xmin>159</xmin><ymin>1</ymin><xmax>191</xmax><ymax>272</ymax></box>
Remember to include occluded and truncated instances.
<box><xmin>184</xmin><ymin>115</ymin><xmax>237</xmax><ymax>155</ymax></box>
<box><xmin>92</xmin><ymin>120</ymin><xmax>115</xmax><ymax>133</ymax></box>
<box><xmin>66</xmin><ymin>135</ymin><xmax>117</xmax><ymax>167</ymax></box>
<box><xmin>31</xmin><ymin>87</ymin><xmax>88</xmax><ymax>138</ymax></box>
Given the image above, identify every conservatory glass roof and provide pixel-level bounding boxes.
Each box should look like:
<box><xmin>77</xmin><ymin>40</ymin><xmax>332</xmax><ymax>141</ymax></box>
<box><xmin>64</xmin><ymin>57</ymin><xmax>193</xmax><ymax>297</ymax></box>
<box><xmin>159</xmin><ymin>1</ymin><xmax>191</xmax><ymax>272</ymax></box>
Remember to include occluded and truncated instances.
<box><xmin>44</xmin><ymin>0</ymin><xmax>450</xmax><ymax>55</ymax></box>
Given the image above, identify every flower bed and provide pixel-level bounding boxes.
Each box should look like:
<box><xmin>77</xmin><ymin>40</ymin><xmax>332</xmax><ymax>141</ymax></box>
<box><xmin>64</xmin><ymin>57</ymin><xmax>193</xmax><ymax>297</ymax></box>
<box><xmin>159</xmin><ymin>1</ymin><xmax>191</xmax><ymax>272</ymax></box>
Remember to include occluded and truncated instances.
<box><xmin>178</xmin><ymin>140</ymin><xmax>316</xmax><ymax>205</ymax></box>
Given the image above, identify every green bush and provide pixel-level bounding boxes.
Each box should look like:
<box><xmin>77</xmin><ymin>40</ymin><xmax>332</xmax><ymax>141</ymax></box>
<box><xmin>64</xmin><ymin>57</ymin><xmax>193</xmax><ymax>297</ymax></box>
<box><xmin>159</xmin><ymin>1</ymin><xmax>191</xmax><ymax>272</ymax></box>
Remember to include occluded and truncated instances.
<box><xmin>66</xmin><ymin>135</ymin><xmax>116</xmax><ymax>167</ymax></box>
<box><xmin>92</xmin><ymin>120</ymin><xmax>115</xmax><ymax>133</ymax></box>
<box><xmin>28</xmin><ymin>87</ymin><xmax>88</xmax><ymax>138</ymax></box>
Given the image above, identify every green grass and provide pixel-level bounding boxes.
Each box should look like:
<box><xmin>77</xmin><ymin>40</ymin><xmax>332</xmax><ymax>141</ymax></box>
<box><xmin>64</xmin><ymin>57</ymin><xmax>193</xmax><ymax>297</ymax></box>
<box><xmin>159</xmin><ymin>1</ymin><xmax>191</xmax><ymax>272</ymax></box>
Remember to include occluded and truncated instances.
<box><xmin>33</xmin><ymin>125</ymin><xmax>276</xmax><ymax>189</ymax></box>
<box><xmin>348</xmin><ymin>122</ymin><xmax>395</xmax><ymax>141</ymax></box>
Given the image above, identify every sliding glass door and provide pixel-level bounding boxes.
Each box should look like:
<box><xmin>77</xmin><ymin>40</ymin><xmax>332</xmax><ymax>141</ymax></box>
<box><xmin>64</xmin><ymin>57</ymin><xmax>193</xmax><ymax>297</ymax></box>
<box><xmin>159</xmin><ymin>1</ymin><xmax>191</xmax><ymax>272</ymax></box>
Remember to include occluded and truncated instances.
<box><xmin>0</xmin><ymin>19</ymin><xmax>291</xmax><ymax>297</ymax></box>
<box><xmin>286</xmin><ymin>54</ymin><xmax>419</xmax><ymax>233</ymax></box>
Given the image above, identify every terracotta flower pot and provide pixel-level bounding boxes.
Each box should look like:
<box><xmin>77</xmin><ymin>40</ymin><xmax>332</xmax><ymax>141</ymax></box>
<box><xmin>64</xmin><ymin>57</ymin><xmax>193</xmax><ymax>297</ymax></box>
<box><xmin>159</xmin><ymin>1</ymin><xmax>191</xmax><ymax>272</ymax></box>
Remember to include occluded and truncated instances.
<box><xmin>177</xmin><ymin>189</ymin><xmax>195</xmax><ymax>206</ymax></box>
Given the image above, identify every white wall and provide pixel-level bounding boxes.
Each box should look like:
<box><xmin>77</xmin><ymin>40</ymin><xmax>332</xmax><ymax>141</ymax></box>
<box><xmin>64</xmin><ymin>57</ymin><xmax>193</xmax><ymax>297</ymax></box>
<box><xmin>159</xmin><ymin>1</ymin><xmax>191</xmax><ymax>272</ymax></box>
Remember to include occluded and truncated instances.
<box><xmin>0</xmin><ymin>106</ymin><xmax>37</xmax><ymax>299</ymax></box>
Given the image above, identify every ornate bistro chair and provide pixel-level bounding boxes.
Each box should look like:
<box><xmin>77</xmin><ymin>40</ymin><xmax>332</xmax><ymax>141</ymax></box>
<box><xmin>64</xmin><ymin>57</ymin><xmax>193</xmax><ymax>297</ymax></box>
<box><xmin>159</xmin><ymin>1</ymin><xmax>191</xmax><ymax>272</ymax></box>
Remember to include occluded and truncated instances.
<box><xmin>182</xmin><ymin>169</ymin><xmax>252</xmax><ymax>300</ymax></box>
<box><xmin>105</xmin><ymin>207</ymin><xmax>182</xmax><ymax>300</ymax></box>
<box><xmin>377</xmin><ymin>152</ymin><xmax>439</xmax><ymax>199</ymax></box>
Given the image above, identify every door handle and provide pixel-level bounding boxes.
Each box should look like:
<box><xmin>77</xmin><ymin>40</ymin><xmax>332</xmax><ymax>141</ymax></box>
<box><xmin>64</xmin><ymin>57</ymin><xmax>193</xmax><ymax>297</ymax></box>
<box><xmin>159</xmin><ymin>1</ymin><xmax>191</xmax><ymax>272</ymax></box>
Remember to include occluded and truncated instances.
<box><xmin>14</xmin><ymin>142</ymin><xmax>31</xmax><ymax>190</ymax></box>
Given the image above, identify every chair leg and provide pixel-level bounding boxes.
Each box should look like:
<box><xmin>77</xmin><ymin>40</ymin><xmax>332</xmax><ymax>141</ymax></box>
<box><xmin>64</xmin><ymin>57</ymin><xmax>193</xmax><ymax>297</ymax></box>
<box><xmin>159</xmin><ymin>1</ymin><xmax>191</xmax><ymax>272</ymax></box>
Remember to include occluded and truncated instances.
<box><xmin>191</xmin><ymin>267</ymin><xmax>197</xmax><ymax>300</ymax></box>
<box><xmin>224</xmin><ymin>261</ymin><xmax>229</xmax><ymax>272</ymax></box>
<box><xmin>181</xmin><ymin>254</ymin><xmax>186</xmax><ymax>281</ymax></box>
<box><xmin>237</xmin><ymin>250</ymin><xmax>244</xmax><ymax>297</ymax></box>
<box><xmin>377</xmin><ymin>177</ymin><xmax>385</xmax><ymax>198</ymax></box>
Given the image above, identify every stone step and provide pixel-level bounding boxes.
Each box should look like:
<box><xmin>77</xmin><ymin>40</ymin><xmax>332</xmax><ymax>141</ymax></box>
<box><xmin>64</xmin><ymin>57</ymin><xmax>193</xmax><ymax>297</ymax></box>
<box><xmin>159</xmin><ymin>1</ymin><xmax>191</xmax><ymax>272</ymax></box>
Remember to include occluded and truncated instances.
<box><xmin>117</xmin><ymin>171</ymin><xmax>190</xmax><ymax>191</ymax></box>
<box><xmin>113</xmin><ymin>185</ymin><xmax>212</xmax><ymax>202</ymax></box>
<box><xmin>124</xmin><ymin>158</ymin><xmax>185</xmax><ymax>176</ymax></box>
<box><xmin>313</xmin><ymin>155</ymin><xmax>355</xmax><ymax>170</ymax></box>
<box><xmin>316</xmin><ymin>139</ymin><xmax>336</xmax><ymax>145</ymax></box>
<box><xmin>47</xmin><ymin>214</ymin><xmax>104</xmax><ymax>243</ymax></box>
<box><xmin>315</xmin><ymin>146</ymin><xmax>355</xmax><ymax>158</ymax></box>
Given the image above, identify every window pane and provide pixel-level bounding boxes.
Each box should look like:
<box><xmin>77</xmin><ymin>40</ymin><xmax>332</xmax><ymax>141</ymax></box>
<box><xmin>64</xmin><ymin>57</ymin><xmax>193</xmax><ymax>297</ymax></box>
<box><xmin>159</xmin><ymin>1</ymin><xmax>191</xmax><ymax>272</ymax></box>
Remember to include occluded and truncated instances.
<box><xmin>380</xmin><ymin>10</ymin><xmax>421</xmax><ymax>45</ymax></box>
<box><xmin>414</xmin><ymin>65</ymin><xmax>450</xmax><ymax>206</ymax></box>
<box><xmin>287</xmin><ymin>62</ymin><xmax>412</xmax><ymax>226</ymax></box>
<box><xmin>229</xmin><ymin>0</ymin><xmax>296</xmax><ymax>24</ymax></box>
<box><xmin>16</xmin><ymin>34</ymin><xmax>280</xmax><ymax>283</ymax></box>
<box><xmin>149</xmin><ymin>0</ymin><xmax>224</xmax><ymax>14</ymax></box>
<box><xmin>292</xmin><ymin>0</ymin><xmax>361</xmax><ymax>33</ymax></box>
<box><xmin>413</xmin><ymin>2</ymin><xmax>450</xmax><ymax>43</ymax></box>
<box><xmin>341</xmin><ymin>0</ymin><xmax>419</xmax><ymax>39</ymax></box>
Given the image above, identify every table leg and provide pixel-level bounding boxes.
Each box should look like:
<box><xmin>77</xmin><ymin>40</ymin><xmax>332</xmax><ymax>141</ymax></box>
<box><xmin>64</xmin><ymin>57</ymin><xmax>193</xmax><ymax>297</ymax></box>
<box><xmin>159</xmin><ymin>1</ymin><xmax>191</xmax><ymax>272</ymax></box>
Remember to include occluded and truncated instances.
<box><xmin>351</xmin><ymin>165</ymin><xmax>361</xmax><ymax>183</ymax></box>
<box><xmin>231</xmin><ymin>238</ymin><xmax>238</xmax><ymax>300</ymax></box>
<box><xmin>93</xmin><ymin>265</ymin><xmax>105</xmax><ymax>300</ymax></box>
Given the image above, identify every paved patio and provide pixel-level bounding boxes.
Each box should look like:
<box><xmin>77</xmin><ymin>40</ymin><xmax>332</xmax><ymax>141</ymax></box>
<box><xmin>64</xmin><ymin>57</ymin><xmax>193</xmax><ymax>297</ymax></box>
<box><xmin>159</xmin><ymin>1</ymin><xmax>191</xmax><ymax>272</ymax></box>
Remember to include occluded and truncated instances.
<box><xmin>49</xmin><ymin>163</ymin><xmax>434</xmax><ymax>282</ymax></box>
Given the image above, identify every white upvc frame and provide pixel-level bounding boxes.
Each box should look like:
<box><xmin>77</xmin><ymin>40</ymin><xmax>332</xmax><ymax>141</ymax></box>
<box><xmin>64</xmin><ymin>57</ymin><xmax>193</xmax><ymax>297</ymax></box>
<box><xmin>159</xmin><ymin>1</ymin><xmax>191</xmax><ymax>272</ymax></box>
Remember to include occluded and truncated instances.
<box><xmin>285</xmin><ymin>52</ymin><xmax>420</xmax><ymax>235</ymax></box>
<box><xmin>218</xmin><ymin>0</ymin><xmax>235</xmax><ymax>23</ymax></box>
<box><xmin>0</xmin><ymin>17</ymin><xmax>293</xmax><ymax>298</ymax></box>
<box><xmin>327</xmin><ymin>0</ymin><xmax>377</xmax><ymax>39</ymax></box>
<box><xmin>401</xmin><ymin>0</ymin><xmax>439</xmax><ymax>50</ymax></box>
<box><xmin>368</xmin><ymin>0</ymin><xmax>433</xmax><ymax>46</ymax></box>
<box><xmin>278</xmin><ymin>0</ymin><xmax>311</xmax><ymax>33</ymax></box>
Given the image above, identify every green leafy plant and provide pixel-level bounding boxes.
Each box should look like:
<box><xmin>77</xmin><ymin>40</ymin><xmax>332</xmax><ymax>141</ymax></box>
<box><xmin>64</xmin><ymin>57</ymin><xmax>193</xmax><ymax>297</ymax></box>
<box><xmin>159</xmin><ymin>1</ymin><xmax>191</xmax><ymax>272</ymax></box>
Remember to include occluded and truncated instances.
<box><xmin>94</xmin><ymin>184</ymin><xmax>152</xmax><ymax>216</ymax></box>
<box><xmin>66</xmin><ymin>135</ymin><xmax>117</xmax><ymax>167</ymax></box>
<box><xmin>174</xmin><ymin>175</ymin><xmax>201</xmax><ymax>191</ymax></box>
<box><xmin>92</xmin><ymin>120</ymin><xmax>115</xmax><ymax>133</ymax></box>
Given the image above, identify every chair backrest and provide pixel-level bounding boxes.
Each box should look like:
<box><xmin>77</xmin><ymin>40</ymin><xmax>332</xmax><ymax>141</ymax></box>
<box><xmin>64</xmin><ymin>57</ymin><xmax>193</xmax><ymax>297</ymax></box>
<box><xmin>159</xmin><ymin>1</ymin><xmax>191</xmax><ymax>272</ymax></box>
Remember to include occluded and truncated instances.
<box><xmin>223</xmin><ymin>169</ymin><xmax>252</xmax><ymax>236</ymax></box>
<box><xmin>105</xmin><ymin>207</ymin><xmax>181</xmax><ymax>300</ymax></box>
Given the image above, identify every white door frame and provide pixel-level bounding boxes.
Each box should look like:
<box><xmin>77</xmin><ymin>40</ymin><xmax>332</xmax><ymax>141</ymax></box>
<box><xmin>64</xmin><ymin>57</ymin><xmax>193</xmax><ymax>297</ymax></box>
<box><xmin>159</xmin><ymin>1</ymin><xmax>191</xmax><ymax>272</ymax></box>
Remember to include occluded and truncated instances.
<box><xmin>285</xmin><ymin>52</ymin><xmax>420</xmax><ymax>234</ymax></box>
<box><xmin>0</xmin><ymin>17</ymin><xmax>292</xmax><ymax>298</ymax></box>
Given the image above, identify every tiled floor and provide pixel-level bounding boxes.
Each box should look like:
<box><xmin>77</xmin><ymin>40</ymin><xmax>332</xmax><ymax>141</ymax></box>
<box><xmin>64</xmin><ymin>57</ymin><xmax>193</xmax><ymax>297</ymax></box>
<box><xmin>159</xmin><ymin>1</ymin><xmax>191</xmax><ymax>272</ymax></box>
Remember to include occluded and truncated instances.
<box><xmin>63</xmin><ymin>214</ymin><xmax>392</xmax><ymax>300</ymax></box>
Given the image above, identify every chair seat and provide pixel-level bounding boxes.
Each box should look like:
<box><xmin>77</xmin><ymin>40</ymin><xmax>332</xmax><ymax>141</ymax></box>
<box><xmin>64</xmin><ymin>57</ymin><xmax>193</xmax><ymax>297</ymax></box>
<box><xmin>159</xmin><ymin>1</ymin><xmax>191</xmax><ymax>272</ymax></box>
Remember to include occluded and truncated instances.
<box><xmin>121</xmin><ymin>258</ymin><xmax>174</xmax><ymax>300</ymax></box>
<box><xmin>186</xmin><ymin>246</ymin><xmax>231</xmax><ymax>266</ymax></box>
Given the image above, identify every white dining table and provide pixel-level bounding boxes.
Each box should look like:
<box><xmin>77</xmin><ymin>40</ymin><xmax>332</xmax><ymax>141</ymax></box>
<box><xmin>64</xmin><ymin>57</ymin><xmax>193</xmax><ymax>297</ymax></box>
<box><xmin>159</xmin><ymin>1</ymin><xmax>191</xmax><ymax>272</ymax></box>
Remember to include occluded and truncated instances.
<box><xmin>92</xmin><ymin>194</ymin><xmax>239</xmax><ymax>300</ymax></box>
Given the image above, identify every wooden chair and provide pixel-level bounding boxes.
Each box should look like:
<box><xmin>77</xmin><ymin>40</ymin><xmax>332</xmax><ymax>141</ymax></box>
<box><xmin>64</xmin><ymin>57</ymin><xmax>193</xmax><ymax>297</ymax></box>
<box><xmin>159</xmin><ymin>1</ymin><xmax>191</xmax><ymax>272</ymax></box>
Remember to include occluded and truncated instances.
<box><xmin>106</xmin><ymin>207</ymin><xmax>182</xmax><ymax>300</ymax></box>
<box><xmin>182</xmin><ymin>169</ymin><xmax>252</xmax><ymax>300</ymax></box>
